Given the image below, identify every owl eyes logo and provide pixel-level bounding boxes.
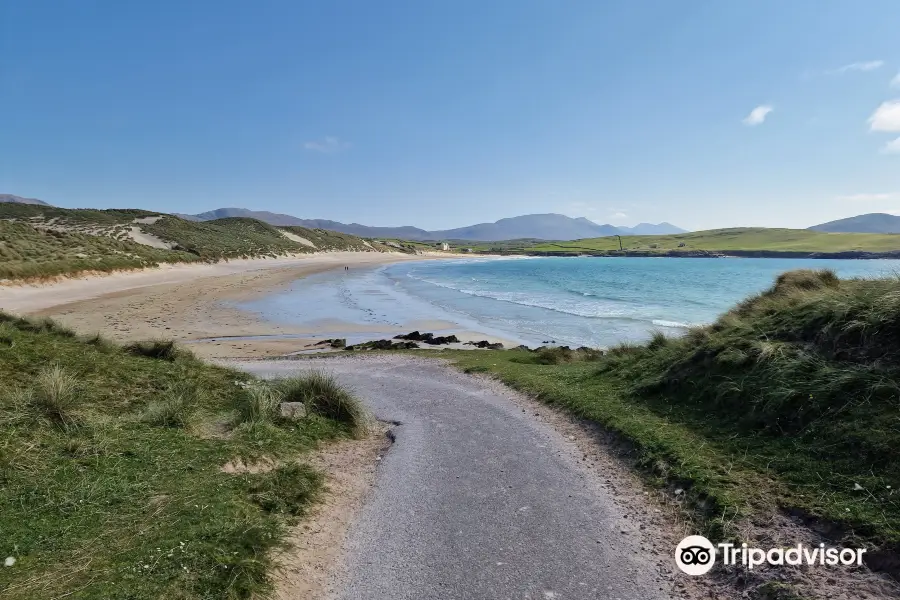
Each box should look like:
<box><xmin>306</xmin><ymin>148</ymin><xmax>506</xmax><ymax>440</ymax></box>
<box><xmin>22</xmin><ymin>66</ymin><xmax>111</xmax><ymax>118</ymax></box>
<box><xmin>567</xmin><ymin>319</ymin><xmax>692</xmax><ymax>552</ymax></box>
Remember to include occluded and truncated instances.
<box><xmin>680</xmin><ymin>545</ymin><xmax>712</xmax><ymax>565</ymax></box>
<box><xmin>675</xmin><ymin>535</ymin><xmax>716</xmax><ymax>575</ymax></box>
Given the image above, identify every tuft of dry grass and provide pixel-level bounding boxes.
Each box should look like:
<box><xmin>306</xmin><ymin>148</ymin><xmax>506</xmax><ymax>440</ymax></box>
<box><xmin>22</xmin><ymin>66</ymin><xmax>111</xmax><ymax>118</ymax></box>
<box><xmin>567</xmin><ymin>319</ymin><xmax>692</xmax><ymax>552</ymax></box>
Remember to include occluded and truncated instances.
<box><xmin>125</xmin><ymin>339</ymin><xmax>184</xmax><ymax>361</ymax></box>
<box><xmin>29</xmin><ymin>364</ymin><xmax>80</xmax><ymax>429</ymax></box>
<box><xmin>771</xmin><ymin>268</ymin><xmax>839</xmax><ymax>293</ymax></box>
<box><xmin>237</xmin><ymin>384</ymin><xmax>283</xmax><ymax>424</ymax></box>
<box><xmin>646</xmin><ymin>330</ymin><xmax>669</xmax><ymax>350</ymax></box>
<box><xmin>277</xmin><ymin>372</ymin><xmax>373</xmax><ymax>438</ymax></box>
<box><xmin>83</xmin><ymin>332</ymin><xmax>117</xmax><ymax>352</ymax></box>
<box><xmin>0</xmin><ymin>321</ymin><xmax>16</xmax><ymax>347</ymax></box>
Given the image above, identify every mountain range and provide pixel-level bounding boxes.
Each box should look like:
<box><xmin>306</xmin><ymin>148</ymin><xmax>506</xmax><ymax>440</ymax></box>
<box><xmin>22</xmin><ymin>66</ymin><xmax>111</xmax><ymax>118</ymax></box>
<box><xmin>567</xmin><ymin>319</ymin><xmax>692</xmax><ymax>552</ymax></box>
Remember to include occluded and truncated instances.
<box><xmin>178</xmin><ymin>208</ymin><xmax>686</xmax><ymax>241</ymax></box>
<box><xmin>9</xmin><ymin>193</ymin><xmax>900</xmax><ymax>238</ymax></box>
<box><xmin>807</xmin><ymin>213</ymin><xmax>900</xmax><ymax>234</ymax></box>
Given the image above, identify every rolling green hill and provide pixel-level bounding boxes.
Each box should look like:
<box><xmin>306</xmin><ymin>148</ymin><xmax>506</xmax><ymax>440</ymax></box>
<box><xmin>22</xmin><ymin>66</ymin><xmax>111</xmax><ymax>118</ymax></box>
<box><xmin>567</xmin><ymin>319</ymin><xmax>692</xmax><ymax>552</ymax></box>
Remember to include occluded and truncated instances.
<box><xmin>0</xmin><ymin>221</ymin><xmax>200</xmax><ymax>280</ymax></box>
<box><xmin>139</xmin><ymin>216</ymin><xmax>303</xmax><ymax>259</ymax></box>
<box><xmin>281</xmin><ymin>226</ymin><xmax>402</xmax><ymax>252</ymax></box>
<box><xmin>476</xmin><ymin>227</ymin><xmax>900</xmax><ymax>256</ymax></box>
<box><xmin>0</xmin><ymin>204</ymin><xmax>416</xmax><ymax>280</ymax></box>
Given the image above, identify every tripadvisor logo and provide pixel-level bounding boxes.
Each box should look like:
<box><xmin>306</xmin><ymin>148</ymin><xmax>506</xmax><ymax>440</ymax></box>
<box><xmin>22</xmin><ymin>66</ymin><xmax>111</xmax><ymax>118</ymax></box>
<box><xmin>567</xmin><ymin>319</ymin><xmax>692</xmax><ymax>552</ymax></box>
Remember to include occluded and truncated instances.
<box><xmin>675</xmin><ymin>535</ymin><xmax>867</xmax><ymax>576</ymax></box>
<box><xmin>675</xmin><ymin>535</ymin><xmax>716</xmax><ymax>575</ymax></box>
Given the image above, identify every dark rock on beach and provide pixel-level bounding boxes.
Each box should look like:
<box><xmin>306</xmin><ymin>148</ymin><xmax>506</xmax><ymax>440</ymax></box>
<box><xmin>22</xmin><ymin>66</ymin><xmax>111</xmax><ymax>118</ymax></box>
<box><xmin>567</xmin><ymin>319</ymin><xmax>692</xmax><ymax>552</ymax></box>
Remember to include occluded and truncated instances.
<box><xmin>465</xmin><ymin>340</ymin><xmax>505</xmax><ymax>349</ymax></box>
<box><xmin>394</xmin><ymin>331</ymin><xmax>433</xmax><ymax>341</ymax></box>
<box><xmin>345</xmin><ymin>339</ymin><xmax>420</xmax><ymax>351</ymax></box>
<box><xmin>424</xmin><ymin>335</ymin><xmax>460</xmax><ymax>345</ymax></box>
<box><xmin>395</xmin><ymin>331</ymin><xmax>459</xmax><ymax>345</ymax></box>
<box><xmin>306</xmin><ymin>338</ymin><xmax>346</xmax><ymax>349</ymax></box>
<box><xmin>349</xmin><ymin>332</ymin><xmax>501</xmax><ymax>351</ymax></box>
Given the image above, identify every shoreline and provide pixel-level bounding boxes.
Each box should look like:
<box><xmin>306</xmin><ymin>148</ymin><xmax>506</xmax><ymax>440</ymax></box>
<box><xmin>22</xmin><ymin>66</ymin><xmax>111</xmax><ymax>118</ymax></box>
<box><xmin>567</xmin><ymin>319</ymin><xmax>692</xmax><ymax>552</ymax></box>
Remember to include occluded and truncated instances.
<box><xmin>0</xmin><ymin>252</ymin><xmax>448</xmax><ymax>313</ymax></box>
<box><xmin>1</xmin><ymin>251</ymin><xmax>513</xmax><ymax>359</ymax></box>
<box><xmin>15</xmin><ymin>251</ymin><xmax>898</xmax><ymax>359</ymax></box>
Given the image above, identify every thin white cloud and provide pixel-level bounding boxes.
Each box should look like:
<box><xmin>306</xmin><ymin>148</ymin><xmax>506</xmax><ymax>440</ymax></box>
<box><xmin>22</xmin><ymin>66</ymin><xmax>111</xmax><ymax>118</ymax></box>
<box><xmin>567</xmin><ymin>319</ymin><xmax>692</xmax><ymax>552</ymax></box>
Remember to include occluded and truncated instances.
<box><xmin>742</xmin><ymin>105</ymin><xmax>773</xmax><ymax>126</ymax></box>
<box><xmin>303</xmin><ymin>136</ymin><xmax>351</xmax><ymax>153</ymax></box>
<box><xmin>836</xmin><ymin>192</ymin><xmax>898</xmax><ymax>201</ymax></box>
<box><xmin>609</xmin><ymin>212</ymin><xmax>628</xmax><ymax>220</ymax></box>
<box><xmin>882</xmin><ymin>137</ymin><xmax>900</xmax><ymax>154</ymax></box>
<box><xmin>892</xmin><ymin>72</ymin><xmax>900</xmax><ymax>88</ymax></box>
<box><xmin>829</xmin><ymin>60</ymin><xmax>885</xmax><ymax>74</ymax></box>
<box><xmin>869</xmin><ymin>100</ymin><xmax>900</xmax><ymax>132</ymax></box>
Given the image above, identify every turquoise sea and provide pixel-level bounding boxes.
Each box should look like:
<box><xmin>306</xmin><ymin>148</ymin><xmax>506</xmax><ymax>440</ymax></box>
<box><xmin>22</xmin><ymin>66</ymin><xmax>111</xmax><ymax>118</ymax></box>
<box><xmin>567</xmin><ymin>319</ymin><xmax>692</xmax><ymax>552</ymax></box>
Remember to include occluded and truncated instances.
<box><xmin>242</xmin><ymin>257</ymin><xmax>900</xmax><ymax>348</ymax></box>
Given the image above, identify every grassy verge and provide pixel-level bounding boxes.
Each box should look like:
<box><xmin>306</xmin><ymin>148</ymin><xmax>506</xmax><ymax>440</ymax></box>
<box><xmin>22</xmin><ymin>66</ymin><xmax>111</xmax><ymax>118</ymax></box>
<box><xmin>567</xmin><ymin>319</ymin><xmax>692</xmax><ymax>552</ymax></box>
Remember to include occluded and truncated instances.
<box><xmin>0</xmin><ymin>314</ymin><xmax>368</xmax><ymax>599</ymax></box>
<box><xmin>440</xmin><ymin>270</ymin><xmax>900</xmax><ymax>561</ymax></box>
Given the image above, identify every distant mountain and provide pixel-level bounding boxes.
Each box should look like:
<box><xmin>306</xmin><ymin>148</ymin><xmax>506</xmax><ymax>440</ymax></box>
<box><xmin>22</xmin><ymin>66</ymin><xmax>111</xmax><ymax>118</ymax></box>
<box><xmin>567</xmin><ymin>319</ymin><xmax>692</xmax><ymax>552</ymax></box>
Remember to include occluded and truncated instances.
<box><xmin>808</xmin><ymin>213</ymin><xmax>900</xmax><ymax>234</ymax></box>
<box><xmin>430</xmin><ymin>214</ymin><xmax>622</xmax><ymax>241</ymax></box>
<box><xmin>188</xmin><ymin>207</ymin><xmax>311</xmax><ymax>225</ymax></box>
<box><xmin>0</xmin><ymin>194</ymin><xmax>50</xmax><ymax>206</ymax></box>
<box><xmin>181</xmin><ymin>208</ymin><xmax>686</xmax><ymax>241</ymax></box>
<box><xmin>300</xmin><ymin>221</ymin><xmax>433</xmax><ymax>240</ymax></box>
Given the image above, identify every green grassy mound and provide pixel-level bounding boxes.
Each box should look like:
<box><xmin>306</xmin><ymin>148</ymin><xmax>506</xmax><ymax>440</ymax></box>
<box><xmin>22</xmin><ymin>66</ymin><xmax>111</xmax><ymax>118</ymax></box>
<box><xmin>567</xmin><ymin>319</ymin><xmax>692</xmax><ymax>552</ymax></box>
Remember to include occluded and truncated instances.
<box><xmin>141</xmin><ymin>216</ymin><xmax>302</xmax><ymax>259</ymax></box>
<box><xmin>0</xmin><ymin>314</ymin><xmax>365</xmax><ymax>599</ymax></box>
<box><xmin>0</xmin><ymin>221</ymin><xmax>199</xmax><ymax>280</ymax></box>
<box><xmin>0</xmin><ymin>203</ymin><xmax>418</xmax><ymax>280</ymax></box>
<box><xmin>599</xmin><ymin>270</ymin><xmax>900</xmax><ymax>540</ymax></box>
<box><xmin>448</xmin><ymin>270</ymin><xmax>900</xmax><ymax>559</ymax></box>
<box><xmin>280</xmin><ymin>226</ymin><xmax>384</xmax><ymax>252</ymax></box>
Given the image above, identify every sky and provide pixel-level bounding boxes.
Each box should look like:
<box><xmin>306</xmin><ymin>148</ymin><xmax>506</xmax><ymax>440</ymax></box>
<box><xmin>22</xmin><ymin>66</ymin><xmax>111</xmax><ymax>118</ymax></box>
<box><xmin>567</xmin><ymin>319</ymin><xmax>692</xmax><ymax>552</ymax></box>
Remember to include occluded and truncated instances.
<box><xmin>2</xmin><ymin>0</ymin><xmax>900</xmax><ymax>231</ymax></box>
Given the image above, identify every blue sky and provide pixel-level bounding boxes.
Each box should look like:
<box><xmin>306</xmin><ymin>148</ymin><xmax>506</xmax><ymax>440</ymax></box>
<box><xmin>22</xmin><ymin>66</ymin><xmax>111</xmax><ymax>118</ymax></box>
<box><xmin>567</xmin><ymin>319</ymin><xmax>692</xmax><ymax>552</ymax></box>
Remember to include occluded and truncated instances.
<box><xmin>2</xmin><ymin>0</ymin><xmax>899</xmax><ymax>231</ymax></box>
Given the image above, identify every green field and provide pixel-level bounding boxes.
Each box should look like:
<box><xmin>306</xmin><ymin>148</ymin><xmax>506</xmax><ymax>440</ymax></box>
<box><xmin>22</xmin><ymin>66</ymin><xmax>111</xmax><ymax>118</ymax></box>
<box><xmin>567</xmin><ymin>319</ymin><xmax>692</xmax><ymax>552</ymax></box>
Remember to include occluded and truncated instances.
<box><xmin>472</xmin><ymin>227</ymin><xmax>900</xmax><ymax>254</ymax></box>
<box><xmin>439</xmin><ymin>270</ymin><xmax>900</xmax><ymax>568</ymax></box>
<box><xmin>0</xmin><ymin>314</ymin><xmax>368</xmax><ymax>599</ymax></box>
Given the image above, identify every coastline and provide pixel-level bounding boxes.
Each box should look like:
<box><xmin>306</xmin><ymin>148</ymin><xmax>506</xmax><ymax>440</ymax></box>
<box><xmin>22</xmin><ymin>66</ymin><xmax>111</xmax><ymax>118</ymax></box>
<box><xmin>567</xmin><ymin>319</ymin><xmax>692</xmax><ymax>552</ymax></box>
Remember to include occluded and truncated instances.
<box><xmin>13</xmin><ymin>250</ymin><xmax>891</xmax><ymax>359</ymax></box>
<box><xmin>0</xmin><ymin>252</ymin><xmax>426</xmax><ymax>357</ymax></box>
<box><xmin>0</xmin><ymin>252</ymin><xmax>445</xmax><ymax>313</ymax></box>
<box><xmin>0</xmin><ymin>251</ymin><xmax>513</xmax><ymax>359</ymax></box>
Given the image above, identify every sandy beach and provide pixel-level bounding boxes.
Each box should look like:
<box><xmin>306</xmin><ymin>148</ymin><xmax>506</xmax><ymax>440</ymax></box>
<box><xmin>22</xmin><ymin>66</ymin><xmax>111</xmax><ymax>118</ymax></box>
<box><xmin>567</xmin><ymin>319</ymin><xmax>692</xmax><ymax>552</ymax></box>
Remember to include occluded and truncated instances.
<box><xmin>0</xmin><ymin>252</ymin><xmax>511</xmax><ymax>358</ymax></box>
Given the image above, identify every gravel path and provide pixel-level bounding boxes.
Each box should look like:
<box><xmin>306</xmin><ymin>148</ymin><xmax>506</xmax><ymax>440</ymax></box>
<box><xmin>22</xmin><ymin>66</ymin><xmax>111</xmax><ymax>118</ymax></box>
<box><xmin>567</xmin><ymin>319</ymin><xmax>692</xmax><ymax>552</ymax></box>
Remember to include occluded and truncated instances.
<box><xmin>237</xmin><ymin>355</ymin><xmax>677</xmax><ymax>600</ymax></box>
